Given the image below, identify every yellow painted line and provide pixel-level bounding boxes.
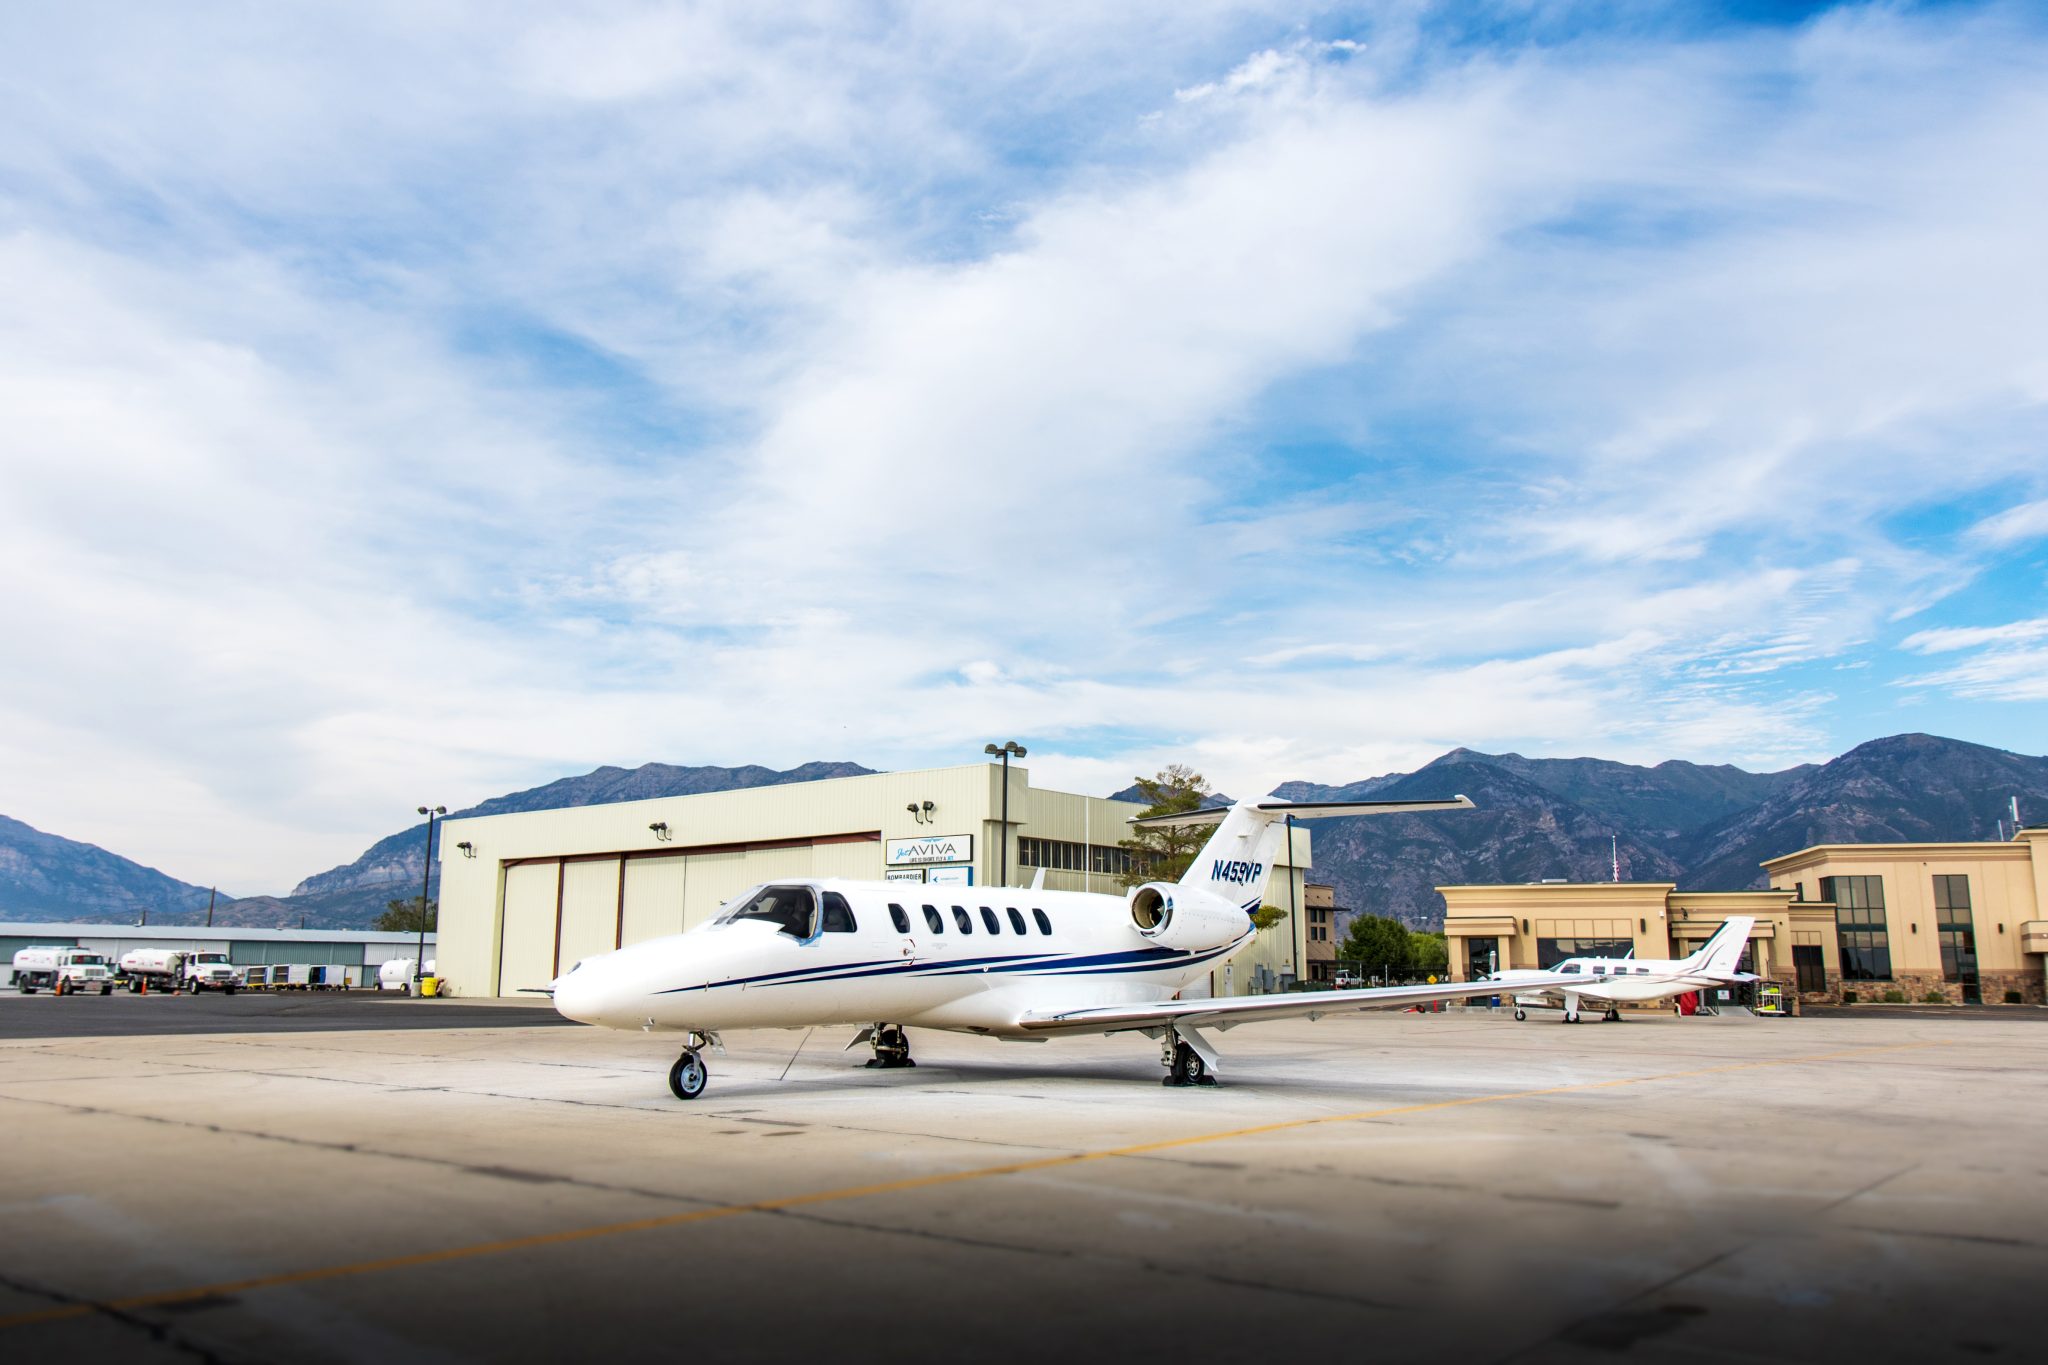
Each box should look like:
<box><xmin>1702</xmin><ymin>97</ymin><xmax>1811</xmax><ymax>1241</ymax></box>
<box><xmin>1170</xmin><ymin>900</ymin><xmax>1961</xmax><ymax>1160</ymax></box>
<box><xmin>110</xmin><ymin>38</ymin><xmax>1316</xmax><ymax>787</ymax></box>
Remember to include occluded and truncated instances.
<box><xmin>0</xmin><ymin>1039</ymin><xmax>1947</xmax><ymax>1331</ymax></box>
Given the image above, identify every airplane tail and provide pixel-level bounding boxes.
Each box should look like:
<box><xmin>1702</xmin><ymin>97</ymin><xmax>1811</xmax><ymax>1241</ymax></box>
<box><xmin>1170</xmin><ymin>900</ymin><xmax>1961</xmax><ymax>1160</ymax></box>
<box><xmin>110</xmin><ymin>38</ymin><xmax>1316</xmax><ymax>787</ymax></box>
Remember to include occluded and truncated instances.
<box><xmin>1130</xmin><ymin>793</ymin><xmax>1476</xmax><ymax>912</ymax></box>
<box><xmin>1685</xmin><ymin>916</ymin><xmax>1755</xmax><ymax>978</ymax></box>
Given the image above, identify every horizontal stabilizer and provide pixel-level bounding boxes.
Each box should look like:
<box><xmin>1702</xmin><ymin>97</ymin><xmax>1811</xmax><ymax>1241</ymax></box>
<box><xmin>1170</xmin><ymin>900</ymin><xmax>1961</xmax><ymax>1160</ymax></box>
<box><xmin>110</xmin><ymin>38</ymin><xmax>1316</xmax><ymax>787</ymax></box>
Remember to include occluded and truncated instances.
<box><xmin>1130</xmin><ymin>795</ymin><xmax>1473</xmax><ymax>830</ymax></box>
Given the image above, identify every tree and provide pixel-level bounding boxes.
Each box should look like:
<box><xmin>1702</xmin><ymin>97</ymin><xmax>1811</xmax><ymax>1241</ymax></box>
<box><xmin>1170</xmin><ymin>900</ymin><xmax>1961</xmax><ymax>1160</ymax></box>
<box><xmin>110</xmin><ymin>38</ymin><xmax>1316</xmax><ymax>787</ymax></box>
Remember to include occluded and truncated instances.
<box><xmin>1117</xmin><ymin>763</ymin><xmax>1214</xmax><ymax>889</ymax></box>
<box><xmin>1341</xmin><ymin>913</ymin><xmax>1412</xmax><ymax>979</ymax></box>
<box><xmin>373</xmin><ymin>897</ymin><xmax>437</xmax><ymax>933</ymax></box>
<box><xmin>1409</xmin><ymin>930</ymin><xmax>1450</xmax><ymax>977</ymax></box>
<box><xmin>1250</xmin><ymin>904</ymin><xmax>1289</xmax><ymax>932</ymax></box>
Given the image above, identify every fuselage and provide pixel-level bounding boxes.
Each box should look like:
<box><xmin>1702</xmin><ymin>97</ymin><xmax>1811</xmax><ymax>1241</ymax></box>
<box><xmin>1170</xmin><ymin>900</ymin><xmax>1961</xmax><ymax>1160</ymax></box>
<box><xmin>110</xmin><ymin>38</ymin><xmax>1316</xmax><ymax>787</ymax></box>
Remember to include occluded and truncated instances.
<box><xmin>1494</xmin><ymin>955</ymin><xmax>1728</xmax><ymax>1006</ymax></box>
<box><xmin>551</xmin><ymin>878</ymin><xmax>1251</xmax><ymax>1038</ymax></box>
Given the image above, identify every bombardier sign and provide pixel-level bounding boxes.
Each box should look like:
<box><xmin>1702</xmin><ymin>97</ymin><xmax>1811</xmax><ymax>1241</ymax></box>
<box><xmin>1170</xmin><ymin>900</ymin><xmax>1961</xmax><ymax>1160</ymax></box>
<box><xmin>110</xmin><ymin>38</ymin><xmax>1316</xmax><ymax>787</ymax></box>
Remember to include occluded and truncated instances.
<box><xmin>885</xmin><ymin>834</ymin><xmax>974</xmax><ymax>867</ymax></box>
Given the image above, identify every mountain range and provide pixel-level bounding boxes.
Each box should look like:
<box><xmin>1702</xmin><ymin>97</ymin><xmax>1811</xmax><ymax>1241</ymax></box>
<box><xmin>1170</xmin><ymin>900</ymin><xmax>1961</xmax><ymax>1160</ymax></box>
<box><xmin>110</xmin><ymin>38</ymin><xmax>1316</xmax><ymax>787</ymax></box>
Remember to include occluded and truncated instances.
<box><xmin>3</xmin><ymin>735</ymin><xmax>2043</xmax><ymax>930</ymax></box>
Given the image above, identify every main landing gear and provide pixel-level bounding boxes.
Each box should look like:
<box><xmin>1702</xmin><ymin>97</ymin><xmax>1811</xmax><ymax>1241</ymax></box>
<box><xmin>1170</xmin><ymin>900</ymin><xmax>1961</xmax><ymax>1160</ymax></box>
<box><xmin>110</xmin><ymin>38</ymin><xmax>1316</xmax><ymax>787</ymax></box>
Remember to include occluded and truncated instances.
<box><xmin>863</xmin><ymin>1024</ymin><xmax>915</xmax><ymax>1069</ymax></box>
<box><xmin>1602</xmin><ymin>1007</ymin><xmax>1622</xmax><ymax>1023</ymax></box>
<box><xmin>1159</xmin><ymin>1026</ymin><xmax>1218</xmax><ymax>1088</ymax></box>
<box><xmin>667</xmin><ymin>1031</ymin><xmax>720</xmax><ymax>1100</ymax></box>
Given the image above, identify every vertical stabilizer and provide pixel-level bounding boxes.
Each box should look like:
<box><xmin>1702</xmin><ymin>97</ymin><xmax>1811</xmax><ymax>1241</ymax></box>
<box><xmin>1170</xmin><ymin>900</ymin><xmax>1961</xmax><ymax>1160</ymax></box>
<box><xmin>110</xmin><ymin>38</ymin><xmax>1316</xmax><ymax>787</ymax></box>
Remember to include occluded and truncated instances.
<box><xmin>1687</xmin><ymin>916</ymin><xmax>1755</xmax><ymax>977</ymax></box>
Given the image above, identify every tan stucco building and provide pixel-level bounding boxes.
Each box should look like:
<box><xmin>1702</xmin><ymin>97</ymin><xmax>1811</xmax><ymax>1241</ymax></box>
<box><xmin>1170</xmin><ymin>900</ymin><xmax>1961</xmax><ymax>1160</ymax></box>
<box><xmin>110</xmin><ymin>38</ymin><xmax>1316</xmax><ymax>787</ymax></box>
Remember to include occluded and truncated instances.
<box><xmin>435</xmin><ymin>764</ymin><xmax>1311</xmax><ymax>1001</ymax></box>
<box><xmin>1442</xmin><ymin>828</ymin><xmax>2048</xmax><ymax>1008</ymax></box>
<box><xmin>1761</xmin><ymin>828</ymin><xmax>2048</xmax><ymax>1004</ymax></box>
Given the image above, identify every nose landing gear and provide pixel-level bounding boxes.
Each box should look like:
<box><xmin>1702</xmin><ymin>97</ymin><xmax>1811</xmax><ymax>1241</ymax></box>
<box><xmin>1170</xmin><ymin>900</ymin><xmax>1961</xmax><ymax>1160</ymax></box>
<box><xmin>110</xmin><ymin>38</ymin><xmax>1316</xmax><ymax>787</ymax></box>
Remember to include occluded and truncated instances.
<box><xmin>668</xmin><ymin>1050</ymin><xmax>708</xmax><ymax>1100</ymax></box>
<box><xmin>666</xmin><ymin>1031</ymin><xmax>721</xmax><ymax>1100</ymax></box>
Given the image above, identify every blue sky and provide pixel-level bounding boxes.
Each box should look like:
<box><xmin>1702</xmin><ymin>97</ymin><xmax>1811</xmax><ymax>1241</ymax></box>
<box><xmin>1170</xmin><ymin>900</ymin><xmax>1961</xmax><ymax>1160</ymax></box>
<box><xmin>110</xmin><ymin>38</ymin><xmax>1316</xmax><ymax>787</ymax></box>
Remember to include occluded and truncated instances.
<box><xmin>1</xmin><ymin>1</ymin><xmax>2043</xmax><ymax>892</ymax></box>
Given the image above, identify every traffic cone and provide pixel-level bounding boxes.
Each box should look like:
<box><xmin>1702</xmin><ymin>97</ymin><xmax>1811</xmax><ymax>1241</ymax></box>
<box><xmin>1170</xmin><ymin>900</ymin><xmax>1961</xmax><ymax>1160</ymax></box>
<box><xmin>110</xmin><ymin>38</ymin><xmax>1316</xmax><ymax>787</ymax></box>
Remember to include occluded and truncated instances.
<box><xmin>137</xmin><ymin>977</ymin><xmax>146</xmax><ymax>995</ymax></box>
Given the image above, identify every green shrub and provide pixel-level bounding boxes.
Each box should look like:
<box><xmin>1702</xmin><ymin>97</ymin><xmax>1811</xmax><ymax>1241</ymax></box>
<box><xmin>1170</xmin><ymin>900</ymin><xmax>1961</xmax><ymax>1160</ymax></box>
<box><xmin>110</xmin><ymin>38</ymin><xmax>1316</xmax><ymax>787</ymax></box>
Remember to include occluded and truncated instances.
<box><xmin>1882</xmin><ymin>988</ymin><xmax>1908</xmax><ymax>1004</ymax></box>
<box><xmin>1841</xmin><ymin>990</ymin><xmax>1856</xmax><ymax>1004</ymax></box>
<box><xmin>2005</xmin><ymin>990</ymin><xmax>2024</xmax><ymax>1005</ymax></box>
<box><xmin>1921</xmin><ymin>990</ymin><xmax>1948</xmax><ymax>1004</ymax></box>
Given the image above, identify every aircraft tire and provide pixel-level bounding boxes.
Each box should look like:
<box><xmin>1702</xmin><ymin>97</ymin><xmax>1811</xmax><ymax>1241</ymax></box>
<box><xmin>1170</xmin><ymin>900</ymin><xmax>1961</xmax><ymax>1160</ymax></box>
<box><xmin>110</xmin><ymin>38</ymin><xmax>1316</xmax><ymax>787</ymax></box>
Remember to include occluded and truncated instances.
<box><xmin>1172</xmin><ymin>1042</ymin><xmax>1208</xmax><ymax>1087</ymax></box>
<box><xmin>1513</xmin><ymin>1008</ymin><xmax>1526</xmax><ymax>1021</ymax></box>
<box><xmin>668</xmin><ymin>1051</ymin><xmax>709</xmax><ymax>1100</ymax></box>
<box><xmin>1564</xmin><ymin>1010</ymin><xmax>1579</xmax><ymax>1024</ymax></box>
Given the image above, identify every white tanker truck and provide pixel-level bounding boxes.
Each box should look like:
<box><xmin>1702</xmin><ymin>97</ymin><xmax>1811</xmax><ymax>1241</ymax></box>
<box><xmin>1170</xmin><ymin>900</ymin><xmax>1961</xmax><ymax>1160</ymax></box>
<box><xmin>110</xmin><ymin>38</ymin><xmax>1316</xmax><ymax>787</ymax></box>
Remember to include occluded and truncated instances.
<box><xmin>118</xmin><ymin>947</ymin><xmax>241</xmax><ymax>995</ymax></box>
<box><xmin>11</xmin><ymin>946</ymin><xmax>115</xmax><ymax>995</ymax></box>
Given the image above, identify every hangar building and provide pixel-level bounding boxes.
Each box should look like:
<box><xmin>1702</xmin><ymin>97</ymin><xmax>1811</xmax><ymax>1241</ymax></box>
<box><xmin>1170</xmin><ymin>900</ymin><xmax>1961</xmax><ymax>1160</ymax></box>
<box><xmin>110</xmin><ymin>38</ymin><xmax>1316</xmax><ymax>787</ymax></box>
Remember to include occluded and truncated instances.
<box><xmin>435</xmin><ymin>764</ymin><xmax>1311</xmax><ymax>1001</ymax></box>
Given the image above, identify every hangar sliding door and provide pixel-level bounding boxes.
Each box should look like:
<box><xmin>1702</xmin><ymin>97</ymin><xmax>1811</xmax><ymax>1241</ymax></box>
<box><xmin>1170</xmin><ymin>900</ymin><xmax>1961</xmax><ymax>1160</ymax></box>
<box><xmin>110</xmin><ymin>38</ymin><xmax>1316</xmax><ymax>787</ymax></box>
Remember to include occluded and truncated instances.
<box><xmin>622</xmin><ymin>855</ymin><xmax>686</xmax><ymax>945</ymax></box>
<box><xmin>681</xmin><ymin>850</ymin><xmax>753</xmax><ymax>931</ymax></box>
<box><xmin>557</xmin><ymin>859</ymin><xmax>622</xmax><ymax>975</ymax></box>
<box><xmin>499</xmin><ymin>861</ymin><xmax>560</xmax><ymax>997</ymax></box>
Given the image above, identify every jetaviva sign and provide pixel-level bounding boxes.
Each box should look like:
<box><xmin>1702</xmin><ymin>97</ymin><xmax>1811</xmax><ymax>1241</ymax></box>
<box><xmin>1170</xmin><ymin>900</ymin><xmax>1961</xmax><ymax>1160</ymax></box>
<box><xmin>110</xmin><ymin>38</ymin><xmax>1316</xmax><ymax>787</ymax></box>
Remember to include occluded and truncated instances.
<box><xmin>885</xmin><ymin>834</ymin><xmax>973</xmax><ymax>867</ymax></box>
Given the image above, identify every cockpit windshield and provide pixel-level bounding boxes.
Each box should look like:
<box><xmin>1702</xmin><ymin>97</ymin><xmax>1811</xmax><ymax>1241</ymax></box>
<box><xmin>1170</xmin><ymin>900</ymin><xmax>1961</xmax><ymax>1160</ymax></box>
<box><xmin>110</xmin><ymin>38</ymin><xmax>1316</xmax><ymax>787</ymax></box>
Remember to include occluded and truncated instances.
<box><xmin>192</xmin><ymin>953</ymin><xmax>228</xmax><ymax>964</ymax></box>
<box><xmin>70</xmin><ymin>953</ymin><xmax>106</xmax><ymax>966</ymax></box>
<box><xmin>719</xmin><ymin>885</ymin><xmax>817</xmax><ymax>939</ymax></box>
<box><xmin>1558</xmin><ymin>962</ymin><xmax>1583</xmax><ymax>975</ymax></box>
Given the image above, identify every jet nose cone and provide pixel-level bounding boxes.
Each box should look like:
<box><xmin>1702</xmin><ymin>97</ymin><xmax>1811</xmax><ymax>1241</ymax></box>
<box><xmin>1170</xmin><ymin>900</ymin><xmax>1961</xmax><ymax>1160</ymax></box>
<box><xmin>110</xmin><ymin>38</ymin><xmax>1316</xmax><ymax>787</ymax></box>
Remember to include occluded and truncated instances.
<box><xmin>551</xmin><ymin>964</ymin><xmax>607</xmax><ymax>1026</ymax></box>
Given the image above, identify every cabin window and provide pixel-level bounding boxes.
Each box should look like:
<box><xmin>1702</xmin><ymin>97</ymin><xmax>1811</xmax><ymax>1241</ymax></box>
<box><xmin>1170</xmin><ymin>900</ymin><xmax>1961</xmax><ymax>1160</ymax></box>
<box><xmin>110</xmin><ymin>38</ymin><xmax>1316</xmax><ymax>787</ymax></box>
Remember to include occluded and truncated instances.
<box><xmin>889</xmin><ymin>903</ymin><xmax>910</xmax><ymax>934</ymax></box>
<box><xmin>1007</xmin><ymin>908</ymin><xmax>1026</xmax><ymax>935</ymax></box>
<box><xmin>1032</xmin><ymin>908</ymin><xmax>1052</xmax><ymax>935</ymax></box>
<box><xmin>980</xmin><ymin>907</ymin><xmax>1000</xmax><ymax>934</ymax></box>
<box><xmin>953</xmin><ymin>905</ymin><xmax>973</xmax><ymax>934</ymax></box>
<box><xmin>726</xmin><ymin>886</ymin><xmax>816</xmax><ymax>939</ymax></box>
<box><xmin>923</xmin><ymin>904</ymin><xmax>944</xmax><ymax>934</ymax></box>
<box><xmin>1634</xmin><ymin>966</ymin><xmax>1650</xmax><ymax>975</ymax></box>
<box><xmin>1592</xmin><ymin>965</ymin><xmax>1608</xmax><ymax>975</ymax></box>
<box><xmin>822</xmin><ymin>892</ymin><xmax>857</xmax><ymax>933</ymax></box>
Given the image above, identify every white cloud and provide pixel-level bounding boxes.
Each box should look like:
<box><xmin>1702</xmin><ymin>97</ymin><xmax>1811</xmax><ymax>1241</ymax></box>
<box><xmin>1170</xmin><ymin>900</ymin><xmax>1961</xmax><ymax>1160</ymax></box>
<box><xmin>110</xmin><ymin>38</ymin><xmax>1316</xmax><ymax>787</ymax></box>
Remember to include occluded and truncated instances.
<box><xmin>0</xmin><ymin>4</ymin><xmax>2044</xmax><ymax>890</ymax></box>
<box><xmin>1969</xmin><ymin>498</ymin><xmax>2048</xmax><ymax>546</ymax></box>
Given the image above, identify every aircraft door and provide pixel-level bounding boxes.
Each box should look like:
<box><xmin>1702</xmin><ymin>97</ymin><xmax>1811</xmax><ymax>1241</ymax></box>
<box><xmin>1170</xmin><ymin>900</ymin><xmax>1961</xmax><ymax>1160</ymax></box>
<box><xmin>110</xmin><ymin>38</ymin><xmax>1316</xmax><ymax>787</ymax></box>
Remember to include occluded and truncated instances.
<box><xmin>886</xmin><ymin>901</ymin><xmax>918</xmax><ymax>963</ymax></box>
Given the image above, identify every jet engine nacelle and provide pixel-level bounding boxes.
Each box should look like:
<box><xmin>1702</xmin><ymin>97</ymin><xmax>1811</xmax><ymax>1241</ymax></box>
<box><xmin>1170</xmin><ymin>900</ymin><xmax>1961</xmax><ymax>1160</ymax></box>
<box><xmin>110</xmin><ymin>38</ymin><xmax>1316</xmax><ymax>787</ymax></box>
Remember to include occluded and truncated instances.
<box><xmin>1128</xmin><ymin>883</ymin><xmax>1250</xmax><ymax>954</ymax></box>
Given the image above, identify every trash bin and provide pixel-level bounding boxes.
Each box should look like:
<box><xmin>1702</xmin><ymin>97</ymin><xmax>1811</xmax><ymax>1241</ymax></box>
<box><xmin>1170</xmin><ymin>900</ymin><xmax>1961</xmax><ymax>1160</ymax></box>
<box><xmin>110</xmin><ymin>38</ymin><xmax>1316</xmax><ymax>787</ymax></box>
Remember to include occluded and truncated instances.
<box><xmin>420</xmin><ymin>976</ymin><xmax>441</xmax><ymax>998</ymax></box>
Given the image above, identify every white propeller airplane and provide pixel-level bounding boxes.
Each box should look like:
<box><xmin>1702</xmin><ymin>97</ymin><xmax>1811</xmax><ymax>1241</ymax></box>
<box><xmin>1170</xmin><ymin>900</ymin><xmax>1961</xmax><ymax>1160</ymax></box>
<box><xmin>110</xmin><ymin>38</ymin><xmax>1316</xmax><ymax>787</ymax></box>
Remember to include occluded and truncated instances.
<box><xmin>551</xmin><ymin>791</ymin><xmax>1573</xmax><ymax>1098</ymax></box>
<box><xmin>1488</xmin><ymin>915</ymin><xmax>1757</xmax><ymax>1024</ymax></box>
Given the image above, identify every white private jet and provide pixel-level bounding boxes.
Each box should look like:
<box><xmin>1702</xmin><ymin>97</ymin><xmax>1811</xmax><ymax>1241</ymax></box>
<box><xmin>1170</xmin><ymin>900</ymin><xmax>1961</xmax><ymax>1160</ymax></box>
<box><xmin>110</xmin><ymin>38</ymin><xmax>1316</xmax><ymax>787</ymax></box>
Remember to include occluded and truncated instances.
<box><xmin>552</xmin><ymin>792</ymin><xmax>1572</xmax><ymax>1098</ymax></box>
<box><xmin>1489</xmin><ymin>916</ymin><xmax>1757</xmax><ymax>1024</ymax></box>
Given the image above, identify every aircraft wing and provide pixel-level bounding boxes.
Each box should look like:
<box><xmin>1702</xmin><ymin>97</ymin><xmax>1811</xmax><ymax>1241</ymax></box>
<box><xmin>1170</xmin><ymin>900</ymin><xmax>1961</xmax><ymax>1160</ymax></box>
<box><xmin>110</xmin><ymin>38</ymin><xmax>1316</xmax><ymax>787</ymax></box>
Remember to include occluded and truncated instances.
<box><xmin>1017</xmin><ymin>972</ymin><xmax>1570</xmax><ymax>1037</ymax></box>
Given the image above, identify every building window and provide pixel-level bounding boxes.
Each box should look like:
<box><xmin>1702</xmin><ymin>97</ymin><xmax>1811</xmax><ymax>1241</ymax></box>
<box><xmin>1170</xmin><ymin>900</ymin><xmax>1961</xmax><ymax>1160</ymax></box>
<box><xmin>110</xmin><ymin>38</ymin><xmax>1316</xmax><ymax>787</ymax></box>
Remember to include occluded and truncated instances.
<box><xmin>923</xmin><ymin>905</ymin><xmax>944</xmax><ymax>934</ymax></box>
<box><xmin>889</xmin><ymin>903</ymin><xmax>910</xmax><ymax>934</ymax></box>
<box><xmin>1933</xmin><ymin>874</ymin><xmax>1977</xmax><ymax>985</ymax></box>
<box><xmin>1018</xmin><ymin>837</ymin><xmax>1135</xmax><ymax>878</ymax></box>
<box><xmin>1534</xmin><ymin>919</ymin><xmax>1632</xmax><ymax>968</ymax></box>
<box><xmin>1822</xmin><ymin>875</ymin><xmax>1891</xmax><ymax>981</ymax></box>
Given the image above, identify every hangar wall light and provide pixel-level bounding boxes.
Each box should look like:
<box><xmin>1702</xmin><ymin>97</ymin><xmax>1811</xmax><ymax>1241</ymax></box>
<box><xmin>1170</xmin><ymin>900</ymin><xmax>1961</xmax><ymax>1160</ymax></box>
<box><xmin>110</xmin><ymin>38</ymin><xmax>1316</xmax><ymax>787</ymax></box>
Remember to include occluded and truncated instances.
<box><xmin>648</xmin><ymin>821</ymin><xmax>672</xmax><ymax>842</ymax></box>
<box><xmin>456</xmin><ymin>840</ymin><xmax>475</xmax><ymax>859</ymax></box>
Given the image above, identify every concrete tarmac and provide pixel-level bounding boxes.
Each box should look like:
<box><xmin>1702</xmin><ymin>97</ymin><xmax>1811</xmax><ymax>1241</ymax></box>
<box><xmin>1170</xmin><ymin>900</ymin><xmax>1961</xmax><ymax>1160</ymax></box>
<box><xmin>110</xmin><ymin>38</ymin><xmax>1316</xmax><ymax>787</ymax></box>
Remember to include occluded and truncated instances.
<box><xmin>0</xmin><ymin>988</ymin><xmax>576</xmax><ymax>1040</ymax></box>
<box><xmin>2</xmin><ymin>1007</ymin><xmax>2042</xmax><ymax>1364</ymax></box>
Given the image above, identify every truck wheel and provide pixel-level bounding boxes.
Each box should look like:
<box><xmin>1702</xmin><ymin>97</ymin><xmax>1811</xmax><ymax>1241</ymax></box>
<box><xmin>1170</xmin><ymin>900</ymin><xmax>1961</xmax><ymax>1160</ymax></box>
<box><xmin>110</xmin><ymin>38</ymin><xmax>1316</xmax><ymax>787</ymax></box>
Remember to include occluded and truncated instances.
<box><xmin>225</xmin><ymin>985</ymin><xmax>237</xmax><ymax>996</ymax></box>
<box><xmin>100</xmin><ymin>983</ymin><xmax>113</xmax><ymax>995</ymax></box>
<box><xmin>186</xmin><ymin>977</ymin><xmax>200</xmax><ymax>995</ymax></box>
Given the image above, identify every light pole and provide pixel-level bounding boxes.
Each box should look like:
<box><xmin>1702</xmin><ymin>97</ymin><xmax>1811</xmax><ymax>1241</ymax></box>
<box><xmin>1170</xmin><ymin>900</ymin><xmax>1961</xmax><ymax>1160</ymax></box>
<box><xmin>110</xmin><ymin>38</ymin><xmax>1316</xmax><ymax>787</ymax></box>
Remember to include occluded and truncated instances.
<box><xmin>416</xmin><ymin>805</ymin><xmax>445</xmax><ymax>985</ymax></box>
<box><xmin>982</xmin><ymin>741</ymin><xmax>1026</xmax><ymax>887</ymax></box>
<box><xmin>1286</xmin><ymin>813</ymin><xmax>1299</xmax><ymax>988</ymax></box>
